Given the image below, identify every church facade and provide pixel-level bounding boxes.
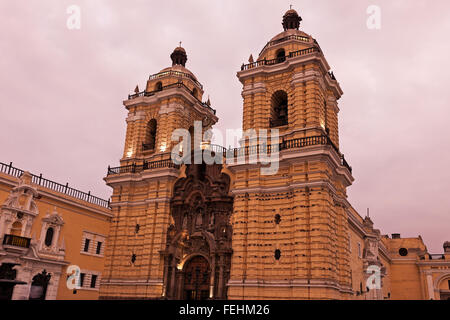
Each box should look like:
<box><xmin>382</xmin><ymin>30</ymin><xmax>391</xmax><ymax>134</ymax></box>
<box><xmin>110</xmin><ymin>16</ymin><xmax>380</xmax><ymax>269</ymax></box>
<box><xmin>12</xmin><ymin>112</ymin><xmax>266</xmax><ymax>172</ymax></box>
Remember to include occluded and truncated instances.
<box><xmin>1</xmin><ymin>9</ymin><xmax>449</xmax><ymax>300</ymax></box>
<box><xmin>98</xmin><ymin>10</ymin><xmax>450</xmax><ymax>300</ymax></box>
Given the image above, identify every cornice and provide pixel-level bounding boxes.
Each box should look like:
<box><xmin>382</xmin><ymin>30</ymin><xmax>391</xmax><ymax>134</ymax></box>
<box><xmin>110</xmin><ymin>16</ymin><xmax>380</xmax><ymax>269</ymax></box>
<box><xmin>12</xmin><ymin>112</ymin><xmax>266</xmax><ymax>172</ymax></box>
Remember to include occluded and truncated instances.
<box><xmin>123</xmin><ymin>87</ymin><xmax>217</xmax><ymax>122</ymax></box>
<box><xmin>104</xmin><ymin>167</ymin><xmax>180</xmax><ymax>186</ymax></box>
<box><xmin>237</xmin><ymin>52</ymin><xmax>330</xmax><ymax>81</ymax></box>
<box><xmin>0</xmin><ymin>173</ymin><xmax>112</xmax><ymax>219</ymax></box>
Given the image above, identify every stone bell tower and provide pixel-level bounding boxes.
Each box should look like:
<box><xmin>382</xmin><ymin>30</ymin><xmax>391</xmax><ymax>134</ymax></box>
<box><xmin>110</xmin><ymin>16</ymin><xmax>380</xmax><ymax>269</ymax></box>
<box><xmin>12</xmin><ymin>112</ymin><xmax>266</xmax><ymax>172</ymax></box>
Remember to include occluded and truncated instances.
<box><xmin>227</xmin><ymin>9</ymin><xmax>354</xmax><ymax>299</ymax></box>
<box><xmin>100</xmin><ymin>46</ymin><xmax>217</xmax><ymax>299</ymax></box>
<box><xmin>119</xmin><ymin>46</ymin><xmax>217</xmax><ymax>164</ymax></box>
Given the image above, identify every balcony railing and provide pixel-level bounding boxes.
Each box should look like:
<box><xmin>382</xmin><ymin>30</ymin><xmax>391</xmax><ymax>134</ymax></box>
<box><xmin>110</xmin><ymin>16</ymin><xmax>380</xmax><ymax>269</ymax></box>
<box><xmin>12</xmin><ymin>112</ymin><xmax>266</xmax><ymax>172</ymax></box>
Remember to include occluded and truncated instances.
<box><xmin>3</xmin><ymin>234</ymin><xmax>31</xmax><ymax>249</ymax></box>
<box><xmin>241</xmin><ymin>47</ymin><xmax>320</xmax><ymax>71</ymax></box>
<box><xmin>149</xmin><ymin>70</ymin><xmax>203</xmax><ymax>90</ymax></box>
<box><xmin>259</xmin><ymin>34</ymin><xmax>311</xmax><ymax>55</ymax></box>
<box><xmin>107</xmin><ymin>135</ymin><xmax>352</xmax><ymax>175</ymax></box>
<box><xmin>0</xmin><ymin>162</ymin><xmax>110</xmax><ymax>208</ymax></box>
<box><xmin>128</xmin><ymin>81</ymin><xmax>184</xmax><ymax>99</ymax></box>
<box><xmin>127</xmin><ymin>81</ymin><xmax>216</xmax><ymax>115</ymax></box>
<box><xmin>107</xmin><ymin>159</ymin><xmax>180</xmax><ymax>175</ymax></box>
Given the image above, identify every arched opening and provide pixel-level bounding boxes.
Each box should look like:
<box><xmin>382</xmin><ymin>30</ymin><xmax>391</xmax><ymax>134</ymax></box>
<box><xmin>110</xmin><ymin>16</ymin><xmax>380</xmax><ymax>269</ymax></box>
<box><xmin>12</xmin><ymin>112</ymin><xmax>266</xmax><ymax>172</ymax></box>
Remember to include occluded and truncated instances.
<box><xmin>270</xmin><ymin>90</ymin><xmax>288</xmax><ymax>127</ymax></box>
<box><xmin>143</xmin><ymin>119</ymin><xmax>157</xmax><ymax>151</ymax></box>
<box><xmin>438</xmin><ymin>275</ymin><xmax>450</xmax><ymax>300</ymax></box>
<box><xmin>274</xmin><ymin>214</ymin><xmax>281</xmax><ymax>225</ymax></box>
<box><xmin>183</xmin><ymin>256</ymin><xmax>210</xmax><ymax>300</ymax></box>
<box><xmin>10</xmin><ymin>221</ymin><xmax>22</xmax><ymax>236</ymax></box>
<box><xmin>155</xmin><ymin>81</ymin><xmax>163</xmax><ymax>91</ymax></box>
<box><xmin>276</xmin><ymin>48</ymin><xmax>286</xmax><ymax>63</ymax></box>
<box><xmin>44</xmin><ymin>227</ymin><xmax>54</xmax><ymax>247</ymax></box>
<box><xmin>274</xmin><ymin>249</ymin><xmax>281</xmax><ymax>260</ymax></box>
<box><xmin>192</xmin><ymin>88</ymin><xmax>198</xmax><ymax>99</ymax></box>
<box><xmin>28</xmin><ymin>270</ymin><xmax>51</xmax><ymax>300</ymax></box>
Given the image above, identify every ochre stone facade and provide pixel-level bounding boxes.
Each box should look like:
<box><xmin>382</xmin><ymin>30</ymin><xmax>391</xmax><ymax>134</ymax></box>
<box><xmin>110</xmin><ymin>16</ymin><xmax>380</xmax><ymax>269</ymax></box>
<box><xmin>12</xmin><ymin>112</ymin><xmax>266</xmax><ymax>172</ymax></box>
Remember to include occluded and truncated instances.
<box><xmin>99</xmin><ymin>9</ymin><xmax>450</xmax><ymax>300</ymax></box>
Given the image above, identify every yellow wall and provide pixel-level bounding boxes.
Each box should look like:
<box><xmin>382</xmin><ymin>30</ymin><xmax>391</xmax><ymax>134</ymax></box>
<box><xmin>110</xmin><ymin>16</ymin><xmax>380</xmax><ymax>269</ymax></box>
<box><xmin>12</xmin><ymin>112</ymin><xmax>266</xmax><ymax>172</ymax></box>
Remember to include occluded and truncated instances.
<box><xmin>0</xmin><ymin>170</ymin><xmax>111</xmax><ymax>300</ymax></box>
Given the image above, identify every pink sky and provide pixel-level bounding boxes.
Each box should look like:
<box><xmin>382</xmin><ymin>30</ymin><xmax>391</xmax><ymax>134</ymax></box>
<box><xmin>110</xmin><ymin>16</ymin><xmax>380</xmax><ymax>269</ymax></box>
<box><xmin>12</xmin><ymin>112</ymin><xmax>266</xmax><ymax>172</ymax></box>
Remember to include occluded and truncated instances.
<box><xmin>1</xmin><ymin>0</ymin><xmax>449</xmax><ymax>252</ymax></box>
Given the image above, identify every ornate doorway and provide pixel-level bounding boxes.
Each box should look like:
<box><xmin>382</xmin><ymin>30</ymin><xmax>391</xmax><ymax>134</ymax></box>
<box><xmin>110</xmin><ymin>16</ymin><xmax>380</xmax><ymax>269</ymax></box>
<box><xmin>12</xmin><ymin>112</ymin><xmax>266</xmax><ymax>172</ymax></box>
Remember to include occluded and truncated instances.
<box><xmin>28</xmin><ymin>270</ymin><xmax>51</xmax><ymax>300</ymax></box>
<box><xmin>183</xmin><ymin>256</ymin><xmax>210</xmax><ymax>300</ymax></box>
<box><xmin>162</xmin><ymin>162</ymin><xmax>233</xmax><ymax>300</ymax></box>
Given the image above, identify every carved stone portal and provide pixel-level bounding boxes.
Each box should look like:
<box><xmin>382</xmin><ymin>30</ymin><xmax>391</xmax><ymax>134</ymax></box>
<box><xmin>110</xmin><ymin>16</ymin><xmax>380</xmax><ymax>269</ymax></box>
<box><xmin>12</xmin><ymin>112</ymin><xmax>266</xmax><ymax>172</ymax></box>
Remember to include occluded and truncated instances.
<box><xmin>163</xmin><ymin>162</ymin><xmax>233</xmax><ymax>300</ymax></box>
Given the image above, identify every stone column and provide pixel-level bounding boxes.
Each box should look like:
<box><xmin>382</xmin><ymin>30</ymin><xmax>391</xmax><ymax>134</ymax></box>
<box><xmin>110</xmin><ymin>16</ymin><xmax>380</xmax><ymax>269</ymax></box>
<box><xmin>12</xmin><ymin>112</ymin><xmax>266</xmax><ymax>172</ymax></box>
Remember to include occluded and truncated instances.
<box><xmin>218</xmin><ymin>255</ymin><xmax>224</xmax><ymax>299</ymax></box>
<box><xmin>209</xmin><ymin>254</ymin><xmax>216</xmax><ymax>299</ymax></box>
<box><xmin>426</xmin><ymin>273</ymin><xmax>435</xmax><ymax>300</ymax></box>
<box><xmin>45</xmin><ymin>271</ymin><xmax>61</xmax><ymax>300</ymax></box>
<box><xmin>11</xmin><ymin>266</ymin><xmax>32</xmax><ymax>300</ymax></box>
<box><xmin>176</xmin><ymin>270</ymin><xmax>184</xmax><ymax>299</ymax></box>
<box><xmin>170</xmin><ymin>261</ymin><xmax>177</xmax><ymax>298</ymax></box>
<box><xmin>162</xmin><ymin>255</ymin><xmax>170</xmax><ymax>298</ymax></box>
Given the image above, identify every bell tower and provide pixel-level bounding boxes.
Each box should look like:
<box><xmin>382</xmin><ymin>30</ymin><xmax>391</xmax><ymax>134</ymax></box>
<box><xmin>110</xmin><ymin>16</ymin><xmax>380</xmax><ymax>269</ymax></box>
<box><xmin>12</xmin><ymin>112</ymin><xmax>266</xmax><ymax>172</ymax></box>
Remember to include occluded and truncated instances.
<box><xmin>240</xmin><ymin>9</ymin><xmax>341</xmax><ymax>149</ymax></box>
<box><xmin>227</xmin><ymin>9</ymin><xmax>354</xmax><ymax>299</ymax></box>
<box><xmin>100</xmin><ymin>47</ymin><xmax>217</xmax><ymax>299</ymax></box>
<box><xmin>120</xmin><ymin>46</ymin><xmax>217</xmax><ymax>164</ymax></box>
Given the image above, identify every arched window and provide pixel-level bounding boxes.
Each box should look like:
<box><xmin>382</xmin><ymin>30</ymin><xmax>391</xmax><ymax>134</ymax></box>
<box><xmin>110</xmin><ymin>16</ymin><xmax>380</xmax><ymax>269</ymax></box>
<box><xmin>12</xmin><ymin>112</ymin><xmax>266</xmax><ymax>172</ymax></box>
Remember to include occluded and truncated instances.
<box><xmin>270</xmin><ymin>90</ymin><xmax>288</xmax><ymax>127</ymax></box>
<box><xmin>274</xmin><ymin>214</ymin><xmax>281</xmax><ymax>225</ymax></box>
<box><xmin>11</xmin><ymin>221</ymin><xmax>22</xmax><ymax>236</ymax></box>
<box><xmin>143</xmin><ymin>119</ymin><xmax>157</xmax><ymax>151</ymax></box>
<box><xmin>276</xmin><ymin>48</ymin><xmax>286</xmax><ymax>63</ymax></box>
<box><xmin>274</xmin><ymin>249</ymin><xmax>281</xmax><ymax>260</ymax></box>
<box><xmin>44</xmin><ymin>227</ymin><xmax>54</xmax><ymax>247</ymax></box>
<box><xmin>155</xmin><ymin>81</ymin><xmax>163</xmax><ymax>91</ymax></box>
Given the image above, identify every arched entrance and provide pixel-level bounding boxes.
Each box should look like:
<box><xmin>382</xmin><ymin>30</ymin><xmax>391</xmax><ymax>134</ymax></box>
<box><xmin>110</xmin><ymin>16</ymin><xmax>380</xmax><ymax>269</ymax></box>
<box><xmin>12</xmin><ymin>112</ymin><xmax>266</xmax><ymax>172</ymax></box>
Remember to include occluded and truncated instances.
<box><xmin>183</xmin><ymin>256</ymin><xmax>210</xmax><ymax>300</ymax></box>
<box><xmin>436</xmin><ymin>274</ymin><xmax>450</xmax><ymax>300</ymax></box>
<box><xmin>28</xmin><ymin>270</ymin><xmax>51</xmax><ymax>300</ymax></box>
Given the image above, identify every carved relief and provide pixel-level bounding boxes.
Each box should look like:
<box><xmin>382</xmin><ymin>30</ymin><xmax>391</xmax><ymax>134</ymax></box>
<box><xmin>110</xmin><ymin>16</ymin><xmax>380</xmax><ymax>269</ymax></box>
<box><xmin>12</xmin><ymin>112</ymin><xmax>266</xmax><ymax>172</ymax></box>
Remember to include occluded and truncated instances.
<box><xmin>163</xmin><ymin>162</ymin><xmax>233</xmax><ymax>300</ymax></box>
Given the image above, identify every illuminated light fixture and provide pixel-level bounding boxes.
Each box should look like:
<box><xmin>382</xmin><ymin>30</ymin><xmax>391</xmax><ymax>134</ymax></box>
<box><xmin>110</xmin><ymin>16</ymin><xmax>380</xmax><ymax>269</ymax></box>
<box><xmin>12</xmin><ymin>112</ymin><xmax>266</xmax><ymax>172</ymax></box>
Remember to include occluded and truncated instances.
<box><xmin>126</xmin><ymin>150</ymin><xmax>133</xmax><ymax>158</ymax></box>
<box><xmin>160</xmin><ymin>143</ymin><xmax>167</xmax><ymax>152</ymax></box>
<box><xmin>201</xmin><ymin>141</ymin><xmax>210</xmax><ymax>150</ymax></box>
<box><xmin>320</xmin><ymin>119</ymin><xmax>326</xmax><ymax>129</ymax></box>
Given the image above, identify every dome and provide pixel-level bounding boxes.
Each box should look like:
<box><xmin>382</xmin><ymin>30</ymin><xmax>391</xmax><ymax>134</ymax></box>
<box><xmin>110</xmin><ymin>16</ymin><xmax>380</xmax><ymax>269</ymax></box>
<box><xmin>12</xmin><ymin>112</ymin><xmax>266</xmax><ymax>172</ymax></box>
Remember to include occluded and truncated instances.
<box><xmin>256</xmin><ymin>10</ymin><xmax>318</xmax><ymax>59</ymax></box>
<box><xmin>282</xmin><ymin>8</ymin><xmax>302</xmax><ymax>30</ymax></box>
<box><xmin>159</xmin><ymin>64</ymin><xmax>198</xmax><ymax>81</ymax></box>
<box><xmin>269</xmin><ymin>28</ymin><xmax>310</xmax><ymax>42</ymax></box>
<box><xmin>170</xmin><ymin>46</ymin><xmax>188</xmax><ymax>66</ymax></box>
<box><xmin>173</xmin><ymin>46</ymin><xmax>186</xmax><ymax>53</ymax></box>
<box><xmin>284</xmin><ymin>9</ymin><xmax>298</xmax><ymax>15</ymax></box>
<box><xmin>258</xmin><ymin>28</ymin><xmax>314</xmax><ymax>59</ymax></box>
<box><xmin>148</xmin><ymin>46</ymin><xmax>203</xmax><ymax>91</ymax></box>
